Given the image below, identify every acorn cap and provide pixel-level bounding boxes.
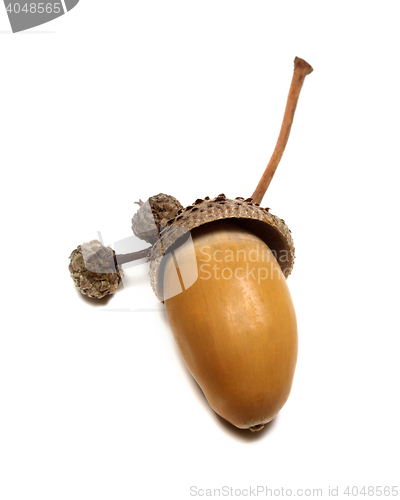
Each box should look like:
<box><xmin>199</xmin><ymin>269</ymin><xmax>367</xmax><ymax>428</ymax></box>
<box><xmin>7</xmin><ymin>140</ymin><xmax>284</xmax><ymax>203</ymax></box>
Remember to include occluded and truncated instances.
<box><xmin>69</xmin><ymin>240</ymin><xmax>123</xmax><ymax>299</ymax></box>
<box><xmin>149</xmin><ymin>194</ymin><xmax>295</xmax><ymax>302</ymax></box>
<box><xmin>131</xmin><ymin>193</ymin><xmax>183</xmax><ymax>245</ymax></box>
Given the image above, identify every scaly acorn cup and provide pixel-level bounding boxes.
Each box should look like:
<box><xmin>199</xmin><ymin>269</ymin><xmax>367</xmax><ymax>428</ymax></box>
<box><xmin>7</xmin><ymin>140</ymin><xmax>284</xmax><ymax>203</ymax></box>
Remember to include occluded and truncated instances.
<box><xmin>148</xmin><ymin>57</ymin><xmax>313</xmax><ymax>431</ymax></box>
<box><xmin>131</xmin><ymin>193</ymin><xmax>183</xmax><ymax>244</ymax></box>
<box><xmin>68</xmin><ymin>193</ymin><xmax>180</xmax><ymax>299</ymax></box>
<box><xmin>69</xmin><ymin>240</ymin><xmax>151</xmax><ymax>299</ymax></box>
<box><xmin>69</xmin><ymin>240</ymin><xmax>123</xmax><ymax>299</ymax></box>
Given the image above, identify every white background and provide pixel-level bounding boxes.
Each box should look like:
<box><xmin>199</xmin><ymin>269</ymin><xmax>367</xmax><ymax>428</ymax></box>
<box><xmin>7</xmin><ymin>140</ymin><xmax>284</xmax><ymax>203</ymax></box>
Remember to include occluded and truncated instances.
<box><xmin>1</xmin><ymin>2</ymin><xmax>399</xmax><ymax>499</ymax></box>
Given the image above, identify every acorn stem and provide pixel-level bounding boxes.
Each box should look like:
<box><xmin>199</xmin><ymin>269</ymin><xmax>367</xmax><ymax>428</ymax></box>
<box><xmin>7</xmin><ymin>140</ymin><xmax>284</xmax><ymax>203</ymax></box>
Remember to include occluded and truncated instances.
<box><xmin>114</xmin><ymin>247</ymin><xmax>151</xmax><ymax>266</ymax></box>
<box><xmin>252</xmin><ymin>57</ymin><xmax>313</xmax><ymax>205</ymax></box>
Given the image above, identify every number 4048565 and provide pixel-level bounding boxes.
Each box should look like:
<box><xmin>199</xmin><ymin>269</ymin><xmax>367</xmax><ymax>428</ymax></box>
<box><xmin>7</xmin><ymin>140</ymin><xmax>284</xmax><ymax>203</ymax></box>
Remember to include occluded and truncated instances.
<box><xmin>6</xmin><ymin>3</ymin><xmax>62</xmax><ymax>14</ymax></box>
<box><xmin>344</xmin><ymin>486</ymin><xmax>398</xmax><ymax>496</ymax></box>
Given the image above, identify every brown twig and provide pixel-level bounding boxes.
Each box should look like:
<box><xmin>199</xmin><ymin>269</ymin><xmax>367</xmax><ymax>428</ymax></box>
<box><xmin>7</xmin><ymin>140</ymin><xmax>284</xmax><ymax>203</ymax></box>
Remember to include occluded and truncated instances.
<box><xmin>114</xmin><ymin>247</ymin><xmax>151</xmax><ymax>266</ymax></box>
<box><xmin>252</xmin><ymin>57</ymin><xmax>313</xmax><ymax>205</ymax></box>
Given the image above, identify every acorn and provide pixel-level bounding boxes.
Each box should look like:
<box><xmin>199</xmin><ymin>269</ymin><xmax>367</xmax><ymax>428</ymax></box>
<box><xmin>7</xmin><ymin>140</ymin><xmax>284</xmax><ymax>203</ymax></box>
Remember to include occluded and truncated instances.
<box><xmin>148</xmin><ymin>57</ymin><xmax>313</xmax><ymax>431</ymax></box>
<box><xmin>131</xmin><ymin>193</ymin><xmax>183</xmax><ymax>244</ymax></box>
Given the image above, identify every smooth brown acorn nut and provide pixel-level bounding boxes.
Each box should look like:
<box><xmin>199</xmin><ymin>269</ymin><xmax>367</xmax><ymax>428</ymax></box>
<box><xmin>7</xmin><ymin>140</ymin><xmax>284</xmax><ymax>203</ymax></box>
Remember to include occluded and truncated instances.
<box><xmin>164</xmin><ymin>221</ymin><xmax>297</xmax><ymax>431</ymax></box>
<box><xmin>148</xmin><ymin>57</ymin><xmax>313</xmax><ymax>431</ymax></box>
<box><xmin>149</xmin><ymin>196</ymin><xmax>296</xmax><ymax>431</ymax></box>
